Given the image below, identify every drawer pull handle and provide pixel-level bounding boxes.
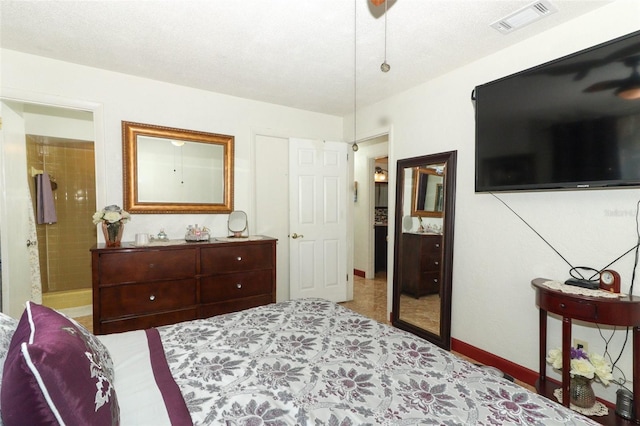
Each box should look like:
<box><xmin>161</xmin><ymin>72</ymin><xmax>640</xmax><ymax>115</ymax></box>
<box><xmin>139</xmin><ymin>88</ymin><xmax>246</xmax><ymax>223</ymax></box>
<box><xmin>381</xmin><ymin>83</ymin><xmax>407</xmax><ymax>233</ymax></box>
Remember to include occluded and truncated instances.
<box><xmin>149</xmin><ymin>295</ymin><xmax>156</xmax><ymax>301</ymax></box>
<box><xmin>434</xmin><ymin>261</ymin><xmax>439</xmax><ymax>266</ymax></box>
<box><xmin>435</xmin><ymin>244</ymin><xmax>440</xmax><ymax>248</ymax></box>
<box><xmin>560</xmin><ymin>303</ymin><xmax>565</xmax><ymax>308</ymax></box>
<box><xmin>149</xmin><ymin>264</ymin><xmax>155</xmax><ymax>268</ymax></box>
<box><xmin>237</xmin><ymin>256</ymin><xmax>242</xmax><ymax>261</ymax></box>
<box><xmin>236</xmin><ymin>283</ymin><xmax>242</xmax><ymax>289</ymax></box>
<box><xmin>433</xmin><ymin>279</ymin><xmax>439</xmax><ymax>283</ymax></box>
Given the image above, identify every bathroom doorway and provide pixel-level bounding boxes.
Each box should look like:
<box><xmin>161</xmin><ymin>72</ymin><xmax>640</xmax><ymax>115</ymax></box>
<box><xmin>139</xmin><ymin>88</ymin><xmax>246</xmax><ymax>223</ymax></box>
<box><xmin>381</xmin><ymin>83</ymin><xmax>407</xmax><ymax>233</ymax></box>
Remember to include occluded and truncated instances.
<box><xmin>1</xmin><ymin>102</ymin><xmax>96</xmax><ymax>316</ymax></box>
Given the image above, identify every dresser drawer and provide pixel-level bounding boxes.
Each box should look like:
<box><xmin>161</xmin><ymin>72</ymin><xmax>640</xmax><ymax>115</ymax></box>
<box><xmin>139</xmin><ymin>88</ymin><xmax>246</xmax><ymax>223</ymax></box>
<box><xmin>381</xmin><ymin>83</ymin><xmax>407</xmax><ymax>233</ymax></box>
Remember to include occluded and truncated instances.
<box><xmin>545</xmin><ymin>293</ymin><xmax>597</xmax><ymax>320</ymax></box>
<box><xmin>97</xmin><ymin>249</ymin><xmax>197</xmax><ymax>285</ymax></box>
<box><xmin>422</xmin><ymin>252</ymin><xmax>442</xmax><ymax>271</ymax></box>
<box><xmin>200</xmin><ymin>270</ymin><xmax>273</xmax><ymax>303</ymax></box>
<box><xmin>421</xmin><ymin>271</ymin><xmax>441</xmax><ymax>294</ymax></box>
<box><xmin>98</xmin><ymin>308</ymin><xmax>197</xmax><ymax>334</ymax></box>
<box><xmin>201</xmin><ymin>244</ymin><xmax>273</xmax><ymax>274</ymax></box>
<box><xmin>199</xmin><ymin>295</ymin><xmax>274</xmax><ymax>319</ymax></box>
<box><xmin>99</xmin><ymin>279</ymin><xmax>197</xmax><ymax>319</ymax></box>
<box><xmin>422</xmin><ymin>236</ymin><xmax>442</xmax><ymax>254</ymax></box>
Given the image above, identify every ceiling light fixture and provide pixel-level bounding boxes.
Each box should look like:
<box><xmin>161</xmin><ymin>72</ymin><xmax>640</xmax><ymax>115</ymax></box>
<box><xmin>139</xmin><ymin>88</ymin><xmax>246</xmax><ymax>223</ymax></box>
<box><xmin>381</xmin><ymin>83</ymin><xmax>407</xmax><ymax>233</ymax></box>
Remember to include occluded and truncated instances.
<box><xmin>374</xmin><ymin>166</ymin><xmax>388</xmax><ymax>181</ymax></box>
<box><xmin>380</xmin><ymin>0</ymin><xmax>390</xmax><ymax>73</ymax></box>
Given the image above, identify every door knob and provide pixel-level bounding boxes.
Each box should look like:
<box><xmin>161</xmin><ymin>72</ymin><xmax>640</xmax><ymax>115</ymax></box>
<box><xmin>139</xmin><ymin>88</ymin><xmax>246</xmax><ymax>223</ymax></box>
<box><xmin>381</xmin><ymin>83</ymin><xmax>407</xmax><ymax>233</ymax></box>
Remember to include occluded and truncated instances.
<box><xmin>291</xmin><ymin>233</ymin><xmax>304</xmax><ymax>239</ymax></box>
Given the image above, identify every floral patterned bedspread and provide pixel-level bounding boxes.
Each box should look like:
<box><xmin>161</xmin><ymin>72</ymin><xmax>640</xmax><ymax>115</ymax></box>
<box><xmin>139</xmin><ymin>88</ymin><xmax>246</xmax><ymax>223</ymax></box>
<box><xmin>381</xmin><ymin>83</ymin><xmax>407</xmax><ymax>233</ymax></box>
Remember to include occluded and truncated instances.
<box><xmin>158</xmin><ymin>299</ymin><xmax>597</xmax><ymax>425</ymax></box>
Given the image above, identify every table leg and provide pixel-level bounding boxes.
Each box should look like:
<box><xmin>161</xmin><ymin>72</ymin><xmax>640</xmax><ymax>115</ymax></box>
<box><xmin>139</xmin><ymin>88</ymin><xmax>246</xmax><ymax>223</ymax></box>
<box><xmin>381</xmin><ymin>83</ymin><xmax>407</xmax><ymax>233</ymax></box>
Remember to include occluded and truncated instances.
<box><xmin>633</xmin><ymin>326</ymin><xmax>639</xmax><ymax>423</ymax></box>
<box><xmin>562</xmin><ymin>316</ymin><xmax>571</xmax><ymax>407</ymax></box>
<box><xmin>539</xmin><ymin>308</ymin><xmax>547</xmax><ymax>382</ymax></box>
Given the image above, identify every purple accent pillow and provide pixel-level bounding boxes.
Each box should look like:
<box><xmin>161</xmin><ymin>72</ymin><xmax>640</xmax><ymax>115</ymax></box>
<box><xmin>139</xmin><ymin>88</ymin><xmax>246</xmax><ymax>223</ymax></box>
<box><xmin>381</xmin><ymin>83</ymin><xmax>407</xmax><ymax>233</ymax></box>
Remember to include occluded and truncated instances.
<box><xmin>1</xmin><ymin>302</ymin><xmax>119</xmax><ymax>426</ymax></box>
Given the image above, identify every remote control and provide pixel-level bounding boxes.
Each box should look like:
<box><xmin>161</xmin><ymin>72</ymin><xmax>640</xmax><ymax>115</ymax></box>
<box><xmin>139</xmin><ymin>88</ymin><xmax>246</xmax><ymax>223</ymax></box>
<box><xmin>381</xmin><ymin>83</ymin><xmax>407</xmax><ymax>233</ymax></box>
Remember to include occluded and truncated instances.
<box><xmin>564</xmin><ymin>278</ymin><xmax>600</xmax><ymax>290</ymax></box>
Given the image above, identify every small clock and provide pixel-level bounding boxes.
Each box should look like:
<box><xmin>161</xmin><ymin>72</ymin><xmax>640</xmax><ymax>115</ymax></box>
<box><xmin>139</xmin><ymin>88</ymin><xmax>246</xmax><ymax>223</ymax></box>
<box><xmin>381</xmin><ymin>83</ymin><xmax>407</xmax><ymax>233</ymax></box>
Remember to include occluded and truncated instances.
<box><xmin>599</xmin><ymin>269</ymin><xmax>621</xmax><ymax>293</ymax></box>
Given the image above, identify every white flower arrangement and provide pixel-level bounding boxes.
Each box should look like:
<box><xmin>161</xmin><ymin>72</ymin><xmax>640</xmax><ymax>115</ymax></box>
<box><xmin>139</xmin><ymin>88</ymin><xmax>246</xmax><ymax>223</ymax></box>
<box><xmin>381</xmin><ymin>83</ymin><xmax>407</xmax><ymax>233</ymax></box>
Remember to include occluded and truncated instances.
<box><xmin>92</xmin><ymin>205</ymin><xmax>131</xmax><ymax>225</ymax></box>
<box><xmin>546</xmin><ymin>347</ymin><xmax>613</xmax><ymax>385</ymax></box>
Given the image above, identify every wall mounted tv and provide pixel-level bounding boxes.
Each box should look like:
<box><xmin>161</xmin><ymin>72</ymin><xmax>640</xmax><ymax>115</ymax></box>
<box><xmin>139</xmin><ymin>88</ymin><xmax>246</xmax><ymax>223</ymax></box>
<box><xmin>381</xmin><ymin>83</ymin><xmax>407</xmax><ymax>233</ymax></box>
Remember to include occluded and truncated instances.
<box><xmin>474</xmin><ymin>30</ymin><xmax>640</xmax><ymax>193</ymax></box>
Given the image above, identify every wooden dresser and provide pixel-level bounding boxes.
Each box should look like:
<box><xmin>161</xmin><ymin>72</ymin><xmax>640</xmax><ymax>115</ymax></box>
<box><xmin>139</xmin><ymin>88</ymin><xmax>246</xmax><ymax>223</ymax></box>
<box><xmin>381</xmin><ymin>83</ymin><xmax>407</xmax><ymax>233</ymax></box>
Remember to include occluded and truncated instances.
<box><xmin>91</xmin><ymin>237</ymin><xmax>276</xmax><ymax>334</ymax></box>
<box><xmin>401</xmin><ymin>233</ymin><xmax>442</xmax><ymax>298</ymax></box>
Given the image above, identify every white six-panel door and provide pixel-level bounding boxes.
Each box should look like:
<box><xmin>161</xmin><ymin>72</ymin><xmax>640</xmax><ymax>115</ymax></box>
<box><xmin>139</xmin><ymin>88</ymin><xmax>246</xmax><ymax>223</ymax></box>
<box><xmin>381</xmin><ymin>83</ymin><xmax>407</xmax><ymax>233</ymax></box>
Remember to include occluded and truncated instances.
<box><xmin>289</xmin><ymin>138</ymin><xmax>348</xmax><ymax>302</ymax></box>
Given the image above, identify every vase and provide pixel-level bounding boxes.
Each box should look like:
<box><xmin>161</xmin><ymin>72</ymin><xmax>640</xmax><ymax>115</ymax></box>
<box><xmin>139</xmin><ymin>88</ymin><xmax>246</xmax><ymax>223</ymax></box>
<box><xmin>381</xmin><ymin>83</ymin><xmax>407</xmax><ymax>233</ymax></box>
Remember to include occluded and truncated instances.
<box><xmin>102</xmin><ymin>222</ymin><xmax>124</xmax><ymax>247</ymax></box>
<box><xmin>569</xmin><ymin>376</ymin><xmax>596</xmax><ymax>408</ymax></box>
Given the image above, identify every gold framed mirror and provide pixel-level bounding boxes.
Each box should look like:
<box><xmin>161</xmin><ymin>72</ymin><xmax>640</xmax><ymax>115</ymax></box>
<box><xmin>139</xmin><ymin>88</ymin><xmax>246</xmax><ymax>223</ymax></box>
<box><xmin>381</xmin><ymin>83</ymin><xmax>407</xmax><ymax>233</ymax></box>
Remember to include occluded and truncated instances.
<box><xmin>411</xmin><ymin>165</ymin><xmax>445</xmax><ymax>218</ymax></box>
<box><xmin>122</xmin><ymin>121</ymin><xmax>234</xmax><ymax>214</ymax></box>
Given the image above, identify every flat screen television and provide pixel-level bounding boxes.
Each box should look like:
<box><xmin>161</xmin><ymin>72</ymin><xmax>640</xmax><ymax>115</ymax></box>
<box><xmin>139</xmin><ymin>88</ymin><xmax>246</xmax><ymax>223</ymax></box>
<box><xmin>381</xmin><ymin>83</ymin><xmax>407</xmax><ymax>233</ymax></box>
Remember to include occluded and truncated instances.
<box><xmin>474</xmin><ymin>30</ymin><xmax>640</xmax><ymax>192</ymax></box>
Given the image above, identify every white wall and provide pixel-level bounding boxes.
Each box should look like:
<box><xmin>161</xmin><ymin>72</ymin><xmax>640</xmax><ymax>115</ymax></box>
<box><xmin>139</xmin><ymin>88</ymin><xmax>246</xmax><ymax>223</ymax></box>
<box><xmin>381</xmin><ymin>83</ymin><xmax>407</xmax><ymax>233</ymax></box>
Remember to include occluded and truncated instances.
<box><xmin>348</xmin><ymin>1</ymin><xmax>640</xmax><ymax>402</ymax></box>
<box><xmin>1</xmin><ymin>49</ymin><xmax>344</xmax><ymax>241</ymax></box>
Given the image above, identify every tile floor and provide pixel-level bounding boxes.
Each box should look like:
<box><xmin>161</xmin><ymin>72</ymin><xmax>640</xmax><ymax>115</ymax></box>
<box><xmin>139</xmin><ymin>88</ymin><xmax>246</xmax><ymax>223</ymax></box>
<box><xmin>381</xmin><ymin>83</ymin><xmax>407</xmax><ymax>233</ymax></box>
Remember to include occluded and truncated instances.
<box><xmin>340</xmin><ymin>272</ymin><xmax>390</xmax><ymax>324</ymax></box>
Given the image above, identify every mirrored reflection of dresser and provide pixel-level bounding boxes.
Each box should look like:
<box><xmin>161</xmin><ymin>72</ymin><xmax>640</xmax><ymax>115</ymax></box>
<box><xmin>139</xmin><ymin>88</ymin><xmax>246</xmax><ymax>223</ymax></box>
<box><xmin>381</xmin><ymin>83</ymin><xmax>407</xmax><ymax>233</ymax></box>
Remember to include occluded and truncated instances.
<box><xmin>401</xmin><ymin>233</ymin><xmax>442</xmax><ymax>298</ymax></box>
<box><xmin>91</xmin><ymin>237</ymin><xmax>276</xmax><ymax>334</ymax></box>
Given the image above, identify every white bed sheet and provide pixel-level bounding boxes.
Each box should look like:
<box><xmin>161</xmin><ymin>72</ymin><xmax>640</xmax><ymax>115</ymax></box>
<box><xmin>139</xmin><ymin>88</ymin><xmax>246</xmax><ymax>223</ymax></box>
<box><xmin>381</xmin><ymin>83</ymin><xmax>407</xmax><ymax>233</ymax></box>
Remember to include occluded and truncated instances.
<box><xmin>98</xmin><ymin>330</ymin><xmax>173</xmax><ymax>426</ymax></box>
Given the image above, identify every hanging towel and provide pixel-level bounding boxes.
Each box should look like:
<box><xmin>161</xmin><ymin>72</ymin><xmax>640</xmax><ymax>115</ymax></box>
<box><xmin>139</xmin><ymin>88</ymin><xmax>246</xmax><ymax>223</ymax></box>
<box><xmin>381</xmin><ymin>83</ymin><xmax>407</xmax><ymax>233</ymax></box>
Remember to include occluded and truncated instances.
<box><xmin>36</xmin><ymin>172</ymin><xmax>57</xmax><ymax>224</ymax></box>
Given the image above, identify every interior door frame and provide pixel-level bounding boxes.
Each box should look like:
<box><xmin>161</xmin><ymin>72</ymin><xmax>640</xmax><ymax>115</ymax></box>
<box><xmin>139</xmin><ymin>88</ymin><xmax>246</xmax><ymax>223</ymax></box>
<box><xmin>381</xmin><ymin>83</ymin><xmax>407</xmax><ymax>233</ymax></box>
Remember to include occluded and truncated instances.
<box><xmin>0</xmin><ymin>89</ymin><xmax>104</xmax><ymax>315</ymax></box>
<box><xmin>251</xmin><ymin>131</ymin><xmax>354</xmax><ymax>302</ymax></box>
<box><xmin>353</xmin><ymin>126</ymin><xmax>393</xmax><ymax>313</ymax></box>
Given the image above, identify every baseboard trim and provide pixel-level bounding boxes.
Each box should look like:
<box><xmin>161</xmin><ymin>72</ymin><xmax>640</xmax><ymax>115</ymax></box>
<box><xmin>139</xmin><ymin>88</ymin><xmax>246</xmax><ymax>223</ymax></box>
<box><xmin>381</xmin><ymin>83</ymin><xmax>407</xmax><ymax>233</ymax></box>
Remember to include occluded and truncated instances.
<box><xmin>451</xmin><ymin>338</ymin><xmax>539</xmax><ymax>387</ymax></box>
<box><xmin>451</xmin><ymin>338</ymin><xmax>617</xmax><ymax>410</ymax></box>
<box><xmin>354</xmin><ymin>269</ymin><xmax>365</xmax><ymax>277</ymax></box>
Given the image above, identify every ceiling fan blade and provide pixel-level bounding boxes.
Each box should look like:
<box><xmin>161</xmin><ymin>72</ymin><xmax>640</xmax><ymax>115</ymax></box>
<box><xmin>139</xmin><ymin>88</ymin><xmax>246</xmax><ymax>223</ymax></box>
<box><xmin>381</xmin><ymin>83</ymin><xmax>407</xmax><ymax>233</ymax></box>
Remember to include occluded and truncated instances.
<box><xmin>583</xmin><ymin>79</ymin><xmax>627</xmax><ymax>93</ymax></box>
<box><xmin>605</xmin><ymin>46</ymin><xmax>640</xmax><ymax>62</ymax></box>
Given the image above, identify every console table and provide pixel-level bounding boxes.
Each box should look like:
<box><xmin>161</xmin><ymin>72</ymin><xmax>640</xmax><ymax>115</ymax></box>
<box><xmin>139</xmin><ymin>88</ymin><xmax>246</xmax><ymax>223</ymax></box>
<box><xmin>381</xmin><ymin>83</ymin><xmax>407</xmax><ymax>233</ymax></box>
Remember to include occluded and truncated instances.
<box><xmin>532</xmin><ymin>278</ymin><xmax>640</xmax><ymax>424</ymax></box>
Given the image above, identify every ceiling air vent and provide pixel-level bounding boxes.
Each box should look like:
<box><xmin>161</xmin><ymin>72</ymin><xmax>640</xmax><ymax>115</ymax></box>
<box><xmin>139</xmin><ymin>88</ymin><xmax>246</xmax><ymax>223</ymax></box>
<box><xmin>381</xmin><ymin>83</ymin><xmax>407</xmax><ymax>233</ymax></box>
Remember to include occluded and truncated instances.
<box><xmin>490</xmin><ymin>0</ymin><xmax>558</xmax><ymax>34</ymax></box>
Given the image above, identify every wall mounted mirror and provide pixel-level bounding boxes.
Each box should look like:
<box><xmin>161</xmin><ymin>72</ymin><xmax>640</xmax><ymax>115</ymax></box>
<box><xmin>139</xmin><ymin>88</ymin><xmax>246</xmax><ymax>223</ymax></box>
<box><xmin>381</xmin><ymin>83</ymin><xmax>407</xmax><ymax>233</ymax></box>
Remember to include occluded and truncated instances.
<box><xmin>123</xmin><ymin>121</ymin><xmax>234</xmax><ymax>213</ymax></box>
<box><xmin>411</xmin><ymin>166</ymin><xmax>444</xmax><ymax>217</ymax></box>
<box><xmin>392</xmin><ymin>150</ymin><xmax>457</xmax><ymax>349</ymax></box>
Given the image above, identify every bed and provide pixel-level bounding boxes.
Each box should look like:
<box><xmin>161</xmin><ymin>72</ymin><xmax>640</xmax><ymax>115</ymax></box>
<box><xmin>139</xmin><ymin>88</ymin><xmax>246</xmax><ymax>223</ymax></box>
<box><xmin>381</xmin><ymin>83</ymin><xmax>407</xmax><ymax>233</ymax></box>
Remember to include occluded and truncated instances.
<box><xmin>1</xmin><ymin>299</ymin><xmax>598</xmax><ymax>425</ymax></box>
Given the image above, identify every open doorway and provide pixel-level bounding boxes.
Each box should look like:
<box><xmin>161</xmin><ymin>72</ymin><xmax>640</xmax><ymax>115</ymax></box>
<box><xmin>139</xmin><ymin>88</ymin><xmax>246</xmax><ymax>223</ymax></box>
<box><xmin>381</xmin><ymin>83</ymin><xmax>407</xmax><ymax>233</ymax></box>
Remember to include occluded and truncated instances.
<box><xmin>0</xmin><ymin>101</ymin><xmax>96</xmax><ymax>317</ymax></box>
<box><xmin>352</xmin><ymin>136</ymin><xmax>388</xmax><ymax>278</ymax></box>
<box><xmin>344</xmin><ymin>135</ymin><xmax>389</xmax><ymax>322</ymax></box>
<box><xmin>373</xmin><ymin>157</ymin><xmax>388</xmax><ymax>276</ymax></box>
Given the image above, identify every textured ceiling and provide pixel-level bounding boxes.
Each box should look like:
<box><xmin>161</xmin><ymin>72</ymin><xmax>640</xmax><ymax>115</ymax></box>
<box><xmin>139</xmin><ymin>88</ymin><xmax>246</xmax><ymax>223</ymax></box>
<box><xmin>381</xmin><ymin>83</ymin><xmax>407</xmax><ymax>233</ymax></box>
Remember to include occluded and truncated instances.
<box><xmin>0</xmin><ymin>0</ymin><xmax>614</xmax><ymax>116</ymax></box>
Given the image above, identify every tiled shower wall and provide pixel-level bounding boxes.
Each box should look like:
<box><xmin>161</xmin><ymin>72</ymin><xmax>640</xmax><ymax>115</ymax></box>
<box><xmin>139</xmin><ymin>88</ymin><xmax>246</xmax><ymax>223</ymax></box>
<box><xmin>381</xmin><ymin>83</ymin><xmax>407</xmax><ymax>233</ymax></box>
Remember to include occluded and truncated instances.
<box><xmin>26</xmin><ymin>136</ymin><xmax>96</xmax><ymax>293</ymax></box>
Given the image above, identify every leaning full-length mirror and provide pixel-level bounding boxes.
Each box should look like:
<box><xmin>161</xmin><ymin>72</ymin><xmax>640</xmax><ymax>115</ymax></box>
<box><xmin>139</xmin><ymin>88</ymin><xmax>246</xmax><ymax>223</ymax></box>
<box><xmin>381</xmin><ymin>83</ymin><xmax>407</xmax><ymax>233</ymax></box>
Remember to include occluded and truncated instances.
<box><xmin>392</xmin><ymin>151</ymin><xmax>457</xmax><ymax>349</ymax></box>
